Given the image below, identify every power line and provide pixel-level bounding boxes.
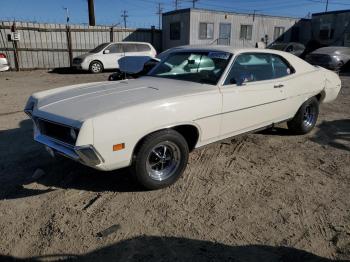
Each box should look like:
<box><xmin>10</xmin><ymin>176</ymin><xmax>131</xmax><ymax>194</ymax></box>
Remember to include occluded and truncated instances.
<box><xmin>121</xmin><ymin>10</ymin><xmax>128</xmax><ymax>29</ymax></box>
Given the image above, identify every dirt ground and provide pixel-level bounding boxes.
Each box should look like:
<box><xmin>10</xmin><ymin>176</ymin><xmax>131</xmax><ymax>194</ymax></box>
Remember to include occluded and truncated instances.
<box><xmin>0</xmin><ymin>70</ymin><xmax>349</xmax><ymax>262</ymax></box>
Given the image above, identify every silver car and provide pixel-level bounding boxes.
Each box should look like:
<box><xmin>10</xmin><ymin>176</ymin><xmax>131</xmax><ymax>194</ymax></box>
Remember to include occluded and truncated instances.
<box><xmin>0</xmin><ymin>53</ymin><xmax>9</xmax><ymax>72</ymax></box>
<box><xmin>305</xmin><ymin>46</ymin><xmax>350</xmax><ymax>71</ymax></box>
<box><xmin>267</xmin><ymin>42</ymin><xmax>306</xmax><ymax>57</ymax></box>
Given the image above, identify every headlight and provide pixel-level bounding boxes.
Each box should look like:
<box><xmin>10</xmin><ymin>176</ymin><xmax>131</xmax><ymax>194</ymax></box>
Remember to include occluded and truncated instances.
<box><xmin>70</xmin><ymin>128</ymin><xmax>77</xmax><ymax>141</ymax></box>
<box><xmin>332</xmin><ymin>55</ymin><xmax>341</xmax><ymax>61</ymax></box>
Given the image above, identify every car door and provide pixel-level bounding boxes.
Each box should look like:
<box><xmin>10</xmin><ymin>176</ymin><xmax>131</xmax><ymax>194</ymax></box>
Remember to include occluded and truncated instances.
<box><xmin>219</xmin><ymin>52</ymin><xmax>293</xmax><ymax>138</ymax></box>
<box><xmin>102</xmin><ymin>43</ymin><xmax>124</xmax><ymax>69</ymax></box>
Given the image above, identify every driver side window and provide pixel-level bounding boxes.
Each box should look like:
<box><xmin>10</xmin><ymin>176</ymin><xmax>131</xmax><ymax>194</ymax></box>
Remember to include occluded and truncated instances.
<box><xmin>224</xmin><ymin>53</ymin><xmax>293</xmax><ymax>85</ymax></box>
<box><xmin>105</xmin><ymin>44</ymin><xmax>123</xmax><ymax>53</ymax></box>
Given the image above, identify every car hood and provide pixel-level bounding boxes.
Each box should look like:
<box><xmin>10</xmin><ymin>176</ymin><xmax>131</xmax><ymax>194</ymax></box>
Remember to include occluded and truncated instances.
<box><xmin>32</xmin><ymin>77</ymin><xmax>214</xmax><ymax>127</ymax></box>
<box><xmin>74</xmin><ymin>53</ymin><xmax>94</xmax><ymax>60</ymax></box>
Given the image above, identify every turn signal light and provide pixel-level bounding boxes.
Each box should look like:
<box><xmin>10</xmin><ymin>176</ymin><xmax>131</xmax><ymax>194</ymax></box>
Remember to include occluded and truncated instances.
<box><xmin>113</xmin><ymin>143</ymin><xmax>125</xmax><ymax>151</ymax></box>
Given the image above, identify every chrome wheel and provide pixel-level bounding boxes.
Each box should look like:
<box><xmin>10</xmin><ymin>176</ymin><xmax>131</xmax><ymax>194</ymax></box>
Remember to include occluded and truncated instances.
<box><xmin>303</xmin><ymin>104</ymin><xmax>315</xmax><ymax>128</ymax></box>
<box><xmin>91</xmin><ymin>62</ymin><xmax>102</xmax><ymax>73</ymax></box>
<box><xmin>146</xmin><ymin>141</ymin><xmax>181</xmax><ymax>181</ymax></box>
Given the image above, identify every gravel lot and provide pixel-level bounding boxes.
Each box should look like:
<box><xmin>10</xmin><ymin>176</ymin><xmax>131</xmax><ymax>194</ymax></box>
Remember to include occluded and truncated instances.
<box><xmin>0</xmin><ymin>70</ymin><xmax>349</xmax><ymax>261</ymax></box>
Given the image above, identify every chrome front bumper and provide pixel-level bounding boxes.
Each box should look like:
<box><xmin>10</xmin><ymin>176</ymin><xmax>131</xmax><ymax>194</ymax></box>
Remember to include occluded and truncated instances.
<box><xmin>35</xmin><ymin>134</ymin><xmax>103</xmax><ymax>166</ymax></box>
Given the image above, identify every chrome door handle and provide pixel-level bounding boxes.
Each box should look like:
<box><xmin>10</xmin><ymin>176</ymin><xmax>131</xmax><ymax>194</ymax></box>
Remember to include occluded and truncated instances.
<box><xmin>274</xmin><ymin>84</ymin><xmax>284</xmax><ymax>88</ymax></box>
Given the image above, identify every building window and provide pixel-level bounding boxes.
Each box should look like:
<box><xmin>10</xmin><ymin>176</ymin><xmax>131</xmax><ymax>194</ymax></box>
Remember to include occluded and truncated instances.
<box><xmin>170</xmin><ymin>22</ymin><xmax>181</xmax><ymax>40</ymax></box>
<box><xmin>274</xmin><ymin>27</ymin><xmax>285</xmax><ymax>41</ymax></box>
<box><xmin>240</xmin><ymin>25</ymin><xmax>253</xmax><ymax>40</ymax></box>
<box><xmin>199</xmin><ymin>22</ymin><xmax>214</xmax><ymax>39</ymax></box>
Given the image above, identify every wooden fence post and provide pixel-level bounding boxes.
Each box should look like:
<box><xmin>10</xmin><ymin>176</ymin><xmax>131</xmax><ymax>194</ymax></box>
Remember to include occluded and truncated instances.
<box><xmin>151</xmin><ymin>26</ymin><xmax>155</xmax><ymax>48</ymax></box>
<box><xmin>110</xmin><ymin>26</ymin><xmax>114</xmax><ymax>42</ymax></box>
<box><xmin>66</xmin><ymin>25</ymin><xmax>73</xmax><ymax>67</ymax></box>
<box><xmin>11</xmin><ymin>22</ymin><xmax>20</xmax><ymax>71</ymax></box>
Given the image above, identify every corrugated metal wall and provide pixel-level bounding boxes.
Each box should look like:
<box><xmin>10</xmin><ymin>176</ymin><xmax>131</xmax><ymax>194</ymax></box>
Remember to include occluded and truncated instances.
<box><xmin>0</xmin><ymin>21</ymin><xmax>162</xmax><ymax>70</ymax></box>
<box><xmin>162</xmin><ymin>9</ymin><xmax>311</xmax><ymax>50</ymax></box>
<box><xmin>190</xmin><ymin>10</ymin><xmax>309</xmax><ymax>48</ymax></box>
<box><xmin>162</xmin><ymin>11</ymin><xmax>191</xmax><ymax>49</ymax></box>
<box><xmin>311</xmin><ymin>12</ymin><xmax>350</xmax><ymax>47</ymax></box>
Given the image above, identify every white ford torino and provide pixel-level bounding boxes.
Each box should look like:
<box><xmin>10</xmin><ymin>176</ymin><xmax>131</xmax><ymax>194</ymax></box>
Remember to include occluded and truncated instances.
<box><xmin>25</xmin><ymin>46</ymin><xmax>341</xmax><ymax>189</ymax></box>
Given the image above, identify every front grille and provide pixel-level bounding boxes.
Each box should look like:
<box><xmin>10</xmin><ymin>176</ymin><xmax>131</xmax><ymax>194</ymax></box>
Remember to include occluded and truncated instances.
<box><xmin>36</xmin><ymin>118</ymin><xmax>79</xmax><ymax>145</ymax></box>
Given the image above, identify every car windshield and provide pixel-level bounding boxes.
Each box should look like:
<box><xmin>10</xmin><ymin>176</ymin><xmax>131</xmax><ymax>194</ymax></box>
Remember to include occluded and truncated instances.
<box><xmin>268</xmin><ymin>43</ymin><xmax>287</xmax><ymax>51</ymax></box>
<box><xmin>89</xmin><ymin>43</ymin><xmax>110</xmax><ymax>53</ymax></box>
<box><xmin>149</xmin><ymin>51</ymin><xmax>232</xmax><ymax>85</ymax></box>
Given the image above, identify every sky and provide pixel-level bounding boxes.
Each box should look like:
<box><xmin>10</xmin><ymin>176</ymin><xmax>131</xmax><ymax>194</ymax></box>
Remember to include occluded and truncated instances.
<box><xmin>1</xmin><ymin>0</ymin><xmax>350</xmax><ymax>28</ymax></box>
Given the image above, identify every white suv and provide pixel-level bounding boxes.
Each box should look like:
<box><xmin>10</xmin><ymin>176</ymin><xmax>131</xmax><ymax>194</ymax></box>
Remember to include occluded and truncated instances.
<box><xmin>72</xmin><ymin>42</ymin><xmax>157</xmax><ymax>73</ymax></box>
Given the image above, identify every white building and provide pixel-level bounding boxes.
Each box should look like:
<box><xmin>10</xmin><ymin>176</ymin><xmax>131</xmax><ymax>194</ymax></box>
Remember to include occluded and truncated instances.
<box><xmin>162</xmin><ymin>8</ymin><xmax>311</xmax><ymax>50</ymax></box>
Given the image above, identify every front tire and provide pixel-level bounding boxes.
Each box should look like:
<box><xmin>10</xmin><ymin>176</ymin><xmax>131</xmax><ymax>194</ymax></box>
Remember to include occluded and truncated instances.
<box><xmin>132</xmin><ymin>130</ymin><xmax>189</xmax><ymax>190</ymax></box>
<box><xmin>287</xmin><ymin>97</ymin><xmax>319</xmax><ymax>134</ymax></box>
<box><xmin>89</xmin><ymin>61</ymin><xmax>103</xmax><ymax>73</ymax></box>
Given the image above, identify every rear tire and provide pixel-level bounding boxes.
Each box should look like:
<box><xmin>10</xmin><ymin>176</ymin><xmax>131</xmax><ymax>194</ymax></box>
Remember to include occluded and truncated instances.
<box><xmin>89</xmin><ymin>61</ymin><xmax>103</xmax><ymax>73</ymax></box>
<box><xmin>287</xmin><ymin>97</ymin><xmax>319</xmax><ymax>135</ymax></box>
<box><xmin>132</xmin><ymin>130</ymin><xmax>189</xmax><ymax>190</ymax></box>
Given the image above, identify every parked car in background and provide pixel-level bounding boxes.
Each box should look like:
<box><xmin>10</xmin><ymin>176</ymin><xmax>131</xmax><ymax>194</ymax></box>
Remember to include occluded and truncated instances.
<box><xmin>72</xmin><ymin>42</ymin><xmax>157</xmax><ymax>73</ymax></box>
<box><xmin>25</xmin><ymin>46</ymin><xmax>341</xmax><ymax>190</ymax></box>
<box><xmin>305</xmin><ymin>46</ymin><xmax>350</xmax><ymax>72</ymax></box>
<box><xmin>108</xmin><ymin>56</ymin><xmax>160</xmax><ymax>81</ymax></box>
<box><xmin>267</xmin><ymin>42</ymin><xmax>305</xmax><ymax>57</ymax></box>
<box><xmin>108</xmin><ymin>47</ymin><xmax>184</xmax><ymax>81</ymax></box>
<box><xmin>0</xmin><ymin>53</ymin><xmax>10</xmax><ymax>71</ymax></box>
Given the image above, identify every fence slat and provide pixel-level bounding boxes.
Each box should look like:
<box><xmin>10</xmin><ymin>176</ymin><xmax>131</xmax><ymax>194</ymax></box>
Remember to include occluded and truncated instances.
<box><xmin>0</xmin><ymin>21</ymin><xmax>161</xmax><ymax>70</ymax></box>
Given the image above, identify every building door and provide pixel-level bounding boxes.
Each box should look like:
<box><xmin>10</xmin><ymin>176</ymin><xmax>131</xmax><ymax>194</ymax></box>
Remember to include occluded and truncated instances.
<box><xmin>219</xmin><ymin>23</ymin><xmax>231</xmax><ymax>45</ymax></box>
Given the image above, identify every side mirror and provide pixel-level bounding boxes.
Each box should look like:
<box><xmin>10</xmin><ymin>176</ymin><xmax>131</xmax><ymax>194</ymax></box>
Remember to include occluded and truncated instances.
<box><xmin>230</xmin><ymin>77</ymin><xmax>244</xmax><ymax>86</ymax></box>
<box><xmin>103</xmin><ymin>49</ymin><xmax>110</xmax><ymax>54</ymax></box>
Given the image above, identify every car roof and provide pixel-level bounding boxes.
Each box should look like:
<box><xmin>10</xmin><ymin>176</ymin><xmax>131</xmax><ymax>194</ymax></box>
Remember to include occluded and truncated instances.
<box><xmin>312</xmin><ymin>46</ymin><xmax>350</xmax><ymax>55</ymax></box>
<box><xmin>107</xmin><ymin>41</ymin><xmax>152</xmax><ymax>45</ymax></box>
<box><xmin>167</xmin><ymin>45</ymin><xmax>291</xmax><ymax>56</ymax></box>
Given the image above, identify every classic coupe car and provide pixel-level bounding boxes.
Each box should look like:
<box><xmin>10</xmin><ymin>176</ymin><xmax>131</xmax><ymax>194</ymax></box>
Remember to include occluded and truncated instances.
<box><xmin>25</xmin><ymin>46</ymin><xmax>341</xmax><ymax>189</ymax></box>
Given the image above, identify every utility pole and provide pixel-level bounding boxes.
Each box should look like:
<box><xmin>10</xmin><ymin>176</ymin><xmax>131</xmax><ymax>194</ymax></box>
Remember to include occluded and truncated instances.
<box><xmin>192</xmin><ymin>0</ymin><xmax>198</xmax><ymax>8</ymax></box>
<box><xmin>121</xmin><ymin>10</ymin><xmax>128</xmax><ymax>29</ymax></box>
<box><xmin>156</xmin><ymin>3</ymin><xmax>163</xmax><ymax>29</ymax></box>
<box><xmin>174</xmin><ymin>0</ymin><xmax>179</xmax><ymax>10</ymax></box>
<box><xmin>63</xmin><ymin>7</ymin><xmax>69</xmax><ymax>24</ymax></box>
<box><xmin>325</xmin><ymin>0</ymin><xmax>329</xmax><ymax>12</ymax></box>
<box><xmin>88</xmin><ymin>0</ymin><xmax>95</xmax><ymax>26</ymax></box>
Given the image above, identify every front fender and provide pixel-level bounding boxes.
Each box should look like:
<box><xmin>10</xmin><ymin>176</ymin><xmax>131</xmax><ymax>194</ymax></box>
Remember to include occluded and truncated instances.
<box><xmin>91</xmin><ymin>92</ymin><xmax>221</xmax><ymax>171</ymax></box>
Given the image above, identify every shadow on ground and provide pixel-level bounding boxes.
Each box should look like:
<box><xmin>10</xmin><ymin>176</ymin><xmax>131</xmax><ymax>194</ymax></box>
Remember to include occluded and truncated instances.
<box><xmin>0</xmin><ymin>236</ymin><xmax>346</xmax><ymax>262</ymax></box>
<box><xmin>1</xmin><ymin>118</ymin><xmax>349</xmax><ymax>201</ymax></box>
<box><xmin>311</xmin><ymin>119</ymin><xmax>350</xmax><ymax>152</ymax></box>
<box><xmin>0</xmin><ymin>120</ymin><xmax>144</xmax><ymax>201</ymax></box>
<box><xmin>49</xmin><ymin>67</ymin><xmax>115</xmax><ymax>75</ymax></box>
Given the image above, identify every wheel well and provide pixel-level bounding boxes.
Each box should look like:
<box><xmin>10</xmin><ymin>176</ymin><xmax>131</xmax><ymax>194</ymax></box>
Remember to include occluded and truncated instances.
<box><xmin>172</xmin><ymin>125</ymin><xmax>199</xmax><ymax>152</ymax></box>
<box><xmin>316</xmin><ymin>91</ymin><xmax>325</xmax><ymax>102</ymax></box>
<box><xmin>133</xmin><ymin>125</ymin><xmax>200</xmax><ymax>158</ymax></box>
